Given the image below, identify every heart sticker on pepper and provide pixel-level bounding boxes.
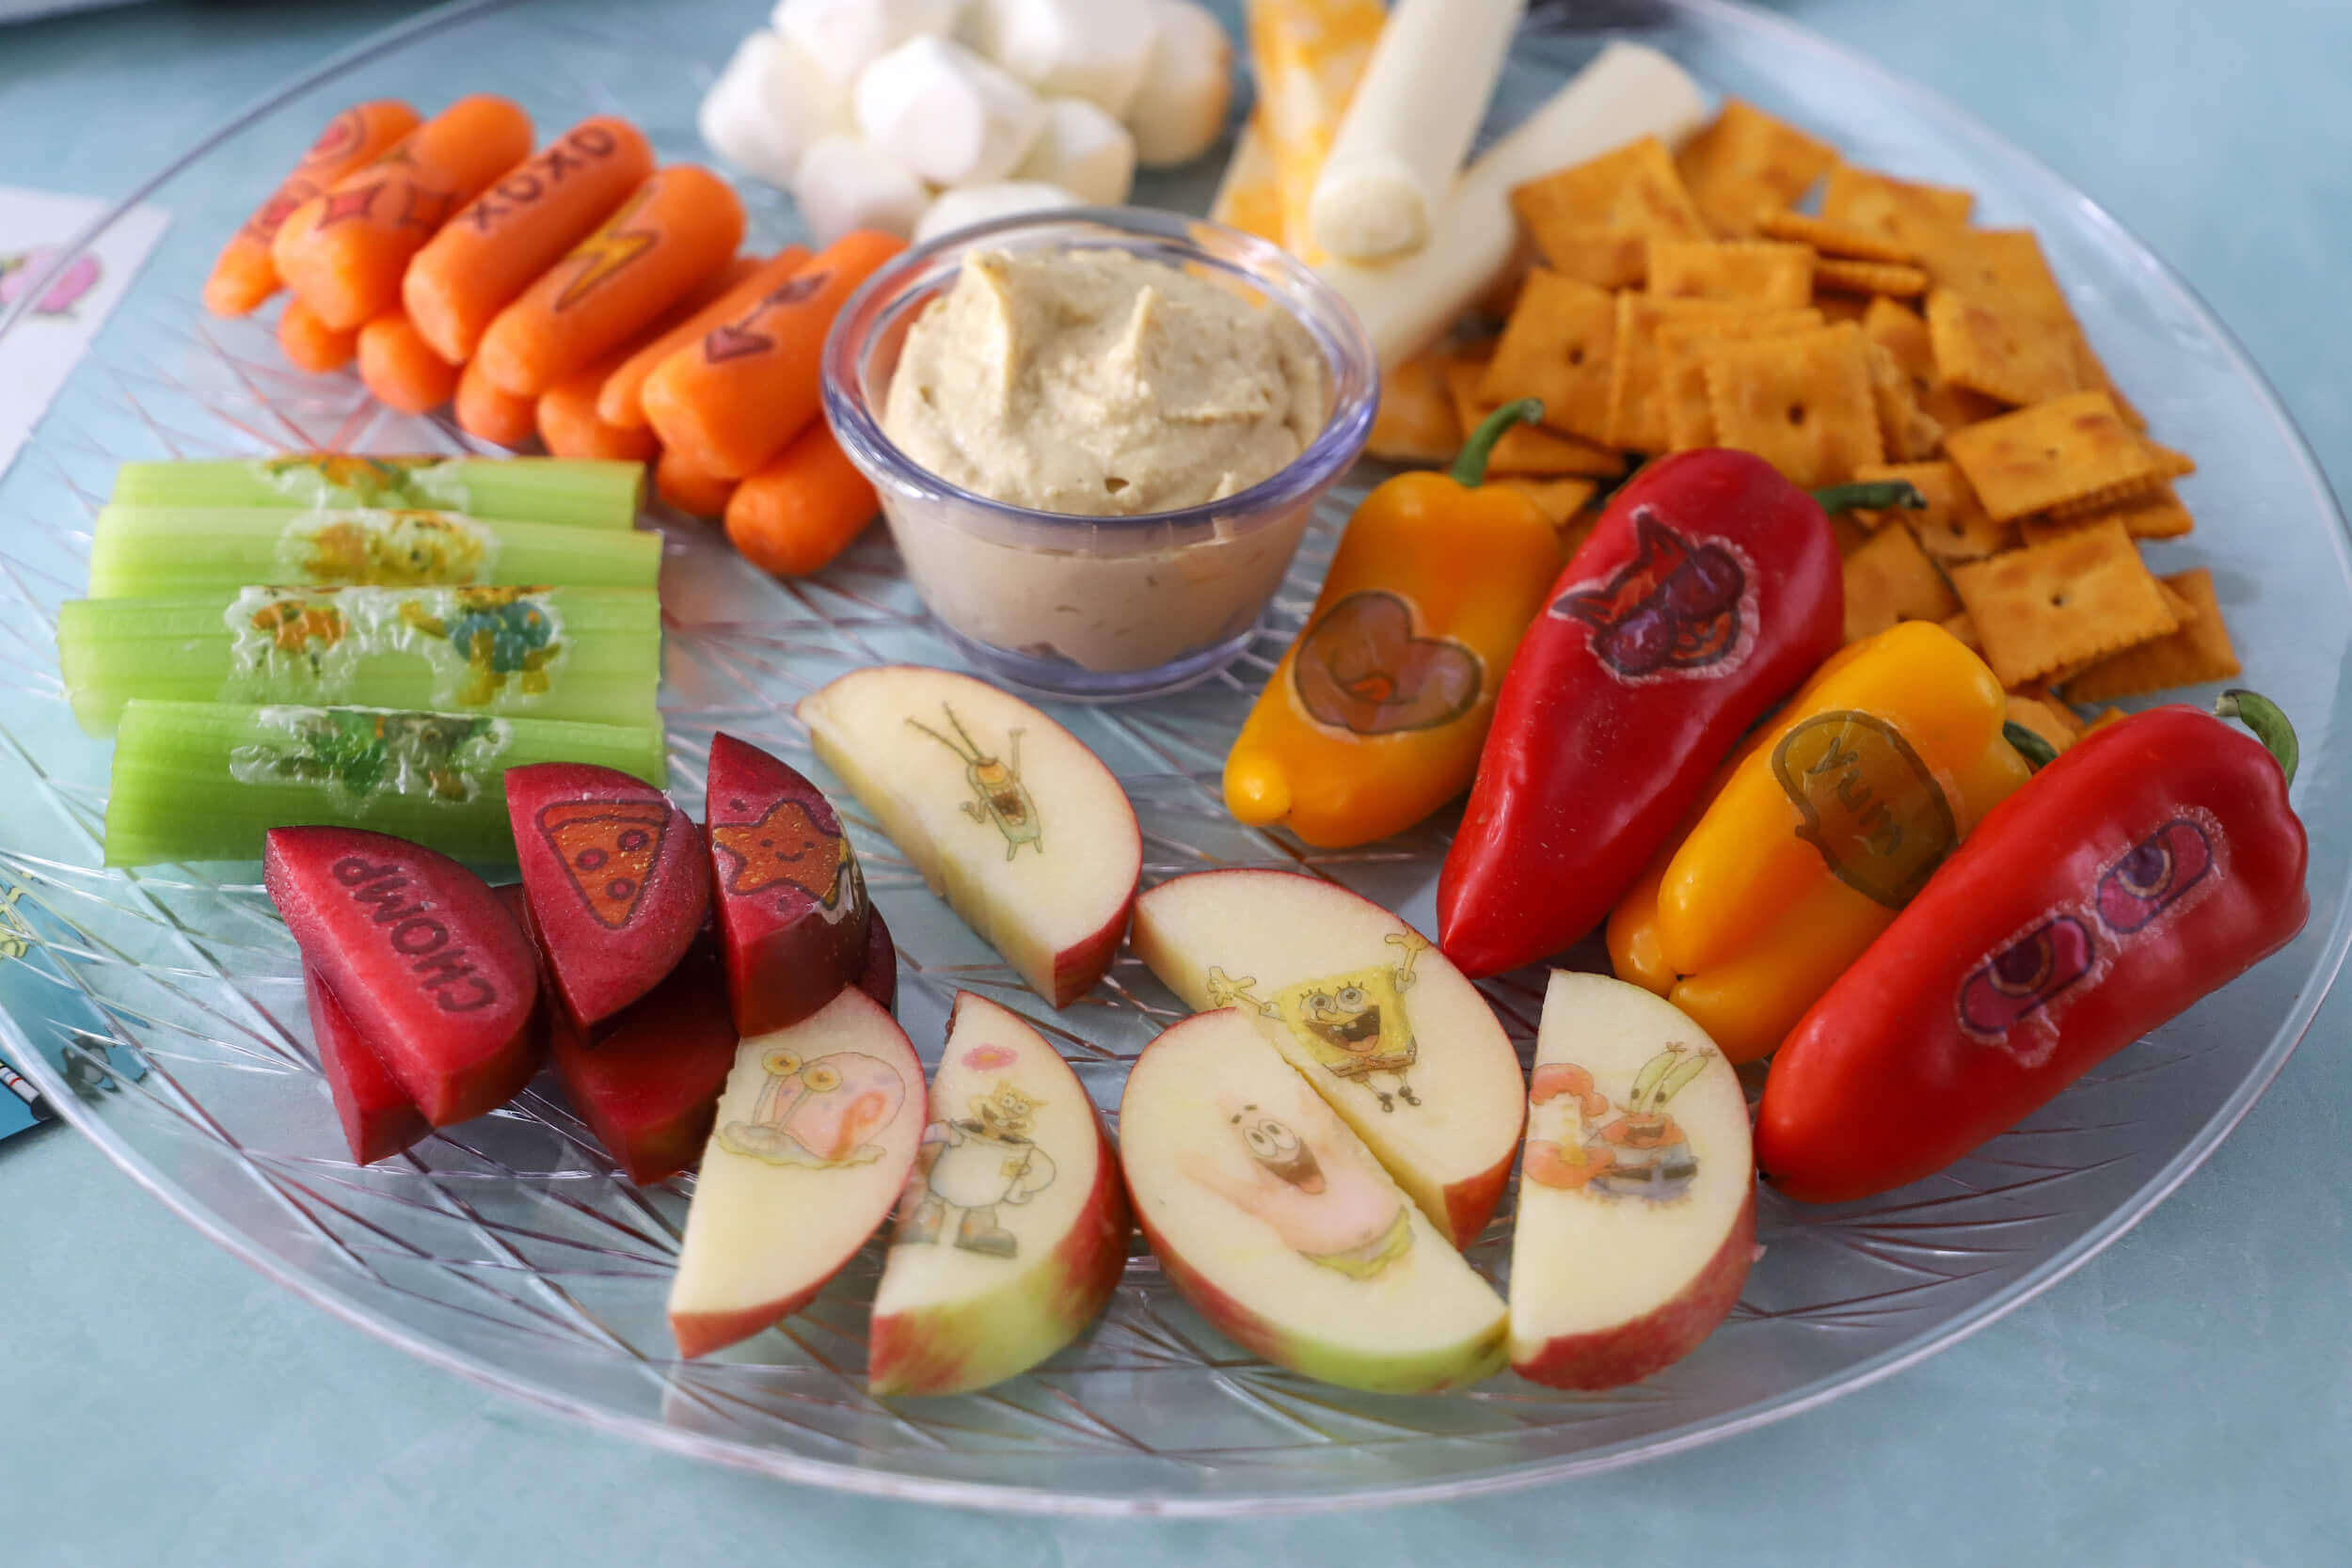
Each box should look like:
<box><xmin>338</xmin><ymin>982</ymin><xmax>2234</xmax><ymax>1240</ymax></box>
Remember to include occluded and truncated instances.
<box><xmin>1293</xmin><ymin>590</ymin><xmax>1483</xmax><ymax>736</ymax></box>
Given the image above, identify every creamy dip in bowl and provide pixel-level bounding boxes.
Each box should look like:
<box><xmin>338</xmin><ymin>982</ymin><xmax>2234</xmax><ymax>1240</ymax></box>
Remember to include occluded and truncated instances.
<box><xmin>820</xmin><ymin>208</ymin><xmax>1377</xmax><ymax>700</ymax></box>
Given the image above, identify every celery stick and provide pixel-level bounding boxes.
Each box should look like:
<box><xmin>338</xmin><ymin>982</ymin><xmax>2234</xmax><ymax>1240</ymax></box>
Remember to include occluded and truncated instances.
<box><xmin>103</xmin><ymin>701</ymin><xmax>667</xmax><ymax>866</ymax></box>
<box><xmin>107</xmin><ymin>456</ymin><xmax>643</xmax><ymax>529</ymax></box>
<box><xmin>58</xmin><ymin>586</ymin><xmax>661</xmax><ymax>736</ymax></box>
<box><xmin>87</xmin><ymin>507</ymin><xmax>661</xmax><ymax>598</ymax></box>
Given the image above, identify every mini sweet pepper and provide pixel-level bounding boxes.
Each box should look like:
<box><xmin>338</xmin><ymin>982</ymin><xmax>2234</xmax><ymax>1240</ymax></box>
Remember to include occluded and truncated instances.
<box><xmin>1223</xmin><ymin>400</ymin><xmax>1564</xmax><ymax>847</ymax></box>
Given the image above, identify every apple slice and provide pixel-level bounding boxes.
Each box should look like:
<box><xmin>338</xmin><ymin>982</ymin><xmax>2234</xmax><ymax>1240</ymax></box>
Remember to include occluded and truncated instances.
<box><xmin>868</xmin><ymin>992</ymin><xmax>1131</xmax><ymax>1396</ymax></box>
<box><xmin>666</xmin><ymin>987</ymin><xmax>925</xmax><ymax>1358</ymax></box>
<box><xmin>857</xmin><ymin>905</ymin><xmax>898</xmax><ymax>1011</ymax></box>
<box><xmin>550</xmin><ymin>938</ymin><xmax>739</xmax><ymax>1186</ymax></box>
<box><xmin>506</xmin><ymin>762</ymin><xmax>710</xmax><ymax>1032</ymax></box>
<box><xmin>1508</xmin><ymin>972</ymin><xmax>1756</xmax><ymax>1389</ymax></box>
<box><xmin>1131</xmin><ymin>870</ymin><xmax>1524</xmax><ymax>1246</ymax></box>
<box><xmin>796</xmin><ymin>666</ymin><xmax>1139</xmax><ymax>1007</ymax></box>
<box><xmin>265</xmin><ymin>826</ymin><xmax>539</xmax><ymax>1126</ymax></box>
<box><xmin>705</xmin><ymin>733</ymin><xmax>874</xmax><ymax>1037</ymax></box>
<box><xmin>306</xmin><ymin>964</ymin><xmax>429</xmax><ymax>1166</ymax></box>
<box><xmin>1120</xmin><ymin>1008</ymin><xmax>1507</xmax><ymax>1394</ymax></box>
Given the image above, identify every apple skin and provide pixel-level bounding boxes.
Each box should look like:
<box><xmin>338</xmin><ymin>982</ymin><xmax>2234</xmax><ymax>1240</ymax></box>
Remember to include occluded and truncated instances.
<box><xmin>866</xmin><ymin>1118</ymin><xmax>1131</xmax><ymax>1398</ymax></box>
<box><xmin>1510</xmin><ymin>1190</ymin><xmax>1756</xmax><ymax>1390</ymax></box>
<box><xmin>671</xmin><ymin>1281</ymin><xmax>831</xmax><ymax>1364</ymax></box>
<box><xmin>305</xmin><ymin>965</ymin><xmax>428</xmax><ymax>1166</ymax></box>
<box><xmin>1045</xmin><ymin>898</ymin><xmax>1132</xmax><ymax>1010</ymax></box>
<box><xmin>1444</xmin><ymin>1145</ymin><xmax>1517</xmax><ymax>1248</ymax></box>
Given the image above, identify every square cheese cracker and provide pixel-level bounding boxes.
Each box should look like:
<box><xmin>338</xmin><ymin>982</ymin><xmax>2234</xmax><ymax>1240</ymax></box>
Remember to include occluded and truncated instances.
<box><xmin>1925</xmin><ymin>287</ymin><xmax>2082</xmax><ymax>407</ymax></box>
<box><xmin>1657</xmin><ymin>309</ymin><xmax>1825</xmax><ymax>451</ymax></box>
<box><xmin>2063</xmin><ymin>567</ymin><xmax>2241</xmax><ymax>701</ymax></box>
<box><xmin>1853</xmin><ymin>460</ymin><xmax>2012</xmax><ymax>561</ymax></box>
<box><xmin>1480</xmin><ymin>268</ymin><xmax>1619</xmax><ymax>445</ymax></box>
<box><xmin>1445</xmin><ymin>355</ymin><xmax>1625</xmax><ymax>478</ymax></box>
<box><xmin>1842</xmin><ymin>520</ymin><xmax>1961</xmax><ymax>641</ymax></box>
<box><xmin>1947</xmin><ymin>518</ymin><xmax>2179</xmax><ymax>687</ymax></box>
<box><xmin>1943</xmin><ymin>391</ymin><xmax>2162</xmax><ymax>521</ymax></box>
<box><xmin>1511</xmin><ymin>137</ymin><xmax>1709</xmax><ymax>289</ymax></box>
<box><xmin>1604</xmin><ymin>294</ymin><xmax>1750</xmax><ymax>452</ymax></box>
<box><xmin>1647</xmin><ymin>239</ymin><xmax>1816</xmax><ymax>308</ymax></box>
<box><xmin>1702</xmin><ymin>322</ymin><xmax>1884</xmax><ymax>488</ymax></box>
<box><xmin>1367</xmin><ymin>348</ymin><xmax>1462</xmax><ymax>465</ymax></box>
<box><xmin>1674</xmin><ymin>100</ymin><xmax>1838</xmax><ymax>236</ymax></box>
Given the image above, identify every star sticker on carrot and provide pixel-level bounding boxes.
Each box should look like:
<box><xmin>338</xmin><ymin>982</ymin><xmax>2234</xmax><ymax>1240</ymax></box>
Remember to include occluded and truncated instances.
<box><xmin>316</xmin><ymin>183</ymin><xmax>382</xmax><ymax>230</ymax></box>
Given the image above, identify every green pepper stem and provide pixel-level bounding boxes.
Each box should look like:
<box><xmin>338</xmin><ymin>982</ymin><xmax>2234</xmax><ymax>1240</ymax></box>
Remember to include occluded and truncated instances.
<box><xmin>1450</xmin><ymin>399</ymin><xmax>1546</xmax><ymax>488</ymax></box>
<box><xmin>2217</xmin><ymin>689</ymin><xmax>2299</xmax><ymax>787</ymax></box>
<box><xmin>1811</xmin><ymin>480</ymin><xmax>1927</xmax><ymax>515</ymax></box>
<box><xmin>2003</xmin><ymin>721</ymin><xmax>2059</xmax><ymax>771</ymax></box>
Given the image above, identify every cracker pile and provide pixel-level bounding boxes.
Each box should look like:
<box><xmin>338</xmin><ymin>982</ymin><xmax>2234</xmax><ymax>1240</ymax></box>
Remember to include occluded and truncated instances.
<box><xmin>1362</xmin><ymin>99</ymin><xmax>2238</xmax><ymax>742</ymax></box>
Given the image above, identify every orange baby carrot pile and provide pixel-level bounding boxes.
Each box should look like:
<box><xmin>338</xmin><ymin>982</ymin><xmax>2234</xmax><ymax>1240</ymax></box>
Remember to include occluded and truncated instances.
<box><xmin>272</xmin><ymin>94</ymin><xmax>533</xmax><ymax>332</ymax></box>
<box><xmin>724</xmin><ymin>420</ymin><xmax>879</xmax><ymax>577</ymax></box>
<box><xmin>206</xmin><ymin>100</ymin><xmax>420</xmax><ymax>318</ymax></box>
<box><xmin>655</xmin><ymin>447</ymin><xmax>739</xmax><ymax>519</ymax></box>
<box><xmin>403</xmin><ymin>116</ymin><xmax>656</xmax><ymax>364</ymax></box>
<box><xmin>642</xmin><ymin>229</ymin><xmax>902</xmax><ymax>479</ymax></box>
<box><xmin>537</xmin><ymin>359</ymin><xmax>659</xmax><ymax>462</ymax></box>
<box><xmin>473</xmin><ymin>164</ymin><xmax>746</xmax><ymax>399</ymax></box>
<box><xmin>455</xmin><ymin>356</ymin><xmax>539</xmax><ymax>446</ymax></box>
<box><xmin>357</xmin><ymin>312</ymin><xmax>461</xmax><ymax>415</ymax></box>
<box><xmin>596</xmin><ymin>246</ymin><xmax>806</xmax><ymax>430</ymax></box>
<box><xmin>277</xmin><ymin>297</ymin><xmax>359</xmax><ymax>373</ymax></box>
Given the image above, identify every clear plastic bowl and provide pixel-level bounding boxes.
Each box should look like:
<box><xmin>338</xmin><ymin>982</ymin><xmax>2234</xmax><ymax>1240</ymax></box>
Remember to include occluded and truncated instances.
<box><xmin>820</xmin><ymin>207</ymin><xmax>1378</xmax><ymax>700</ymax></box>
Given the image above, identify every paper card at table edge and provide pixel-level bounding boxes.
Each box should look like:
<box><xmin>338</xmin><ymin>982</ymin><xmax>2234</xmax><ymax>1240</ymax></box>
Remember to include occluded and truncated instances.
<box><xmin>667</xmin><ymin>986</ymin><xmax>925</xmax><ymax>1358</ymax></box>
<box><xmin>1507</xmin><ymin>972</ymin><xmax>1755</xmax><ymax>1389</ymax></box>
<box><xmin>867</xmin><ymin>991</ymin><xmax>1131</xmax><ymax>1395</ymax></box>
<box><xmin>1120</xmin><ymin>1007</ymin><xmax>1507</xmax><ymax>1394</ymax></box>
<box><xmin>796</xmin><ymin>665</ymin><xmax>1138</xmax><ymax>1008</ymax></box>
<box><xmin>1131</xmin><ymin>869</ymin><xmax>1525</xmax><ymax>1246</ymax></box>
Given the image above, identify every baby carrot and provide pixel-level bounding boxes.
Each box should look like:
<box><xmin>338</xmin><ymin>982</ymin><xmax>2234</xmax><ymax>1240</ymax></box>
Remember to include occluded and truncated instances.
<box><xmin>455</xmin><ymin>356</ymin><xmax>539</xmax><ymax>448</ymax></box>
<box><xmin>596</xmin><ymin>245</ymin><xmax>808</xmax><ymax>429</ymax></box>
<box><xmin>205</xmin><ymin>100</ymin><xmax>420</xmax><ymax>318</ymax></box>
<box><xmin>277</xmin><ymin>297</ymin><xmax>359</xmax><ymax>373</ymax></box>
<box><xmin>402</xmin><ymin>116</ymin><xmax>658</xmax><ymax>364</ymax></box>
<box><xmin>272</xmin><ymin>94</ymin><xmax>534</xmax><ymax>331</ymax></box>
<box><xmin>723</xmin><ymin>420</ymin><xmax>879</xmax><ymax>577</ymax></box>
<box><xmin>357</xmin><ymin>311</ymin><xmax>461</xmax><ymax>415</ymax></box>
<box><xmin>537</xmin><ymin>362</ymin><xmax>659</xmax><ymax>461</ymax></box>
<box><xmin>641</xmin><ymin>230</ymin><xmax>903</xmax><ymax>480</ymax></box>
<box><xmin>473</xmin><ymin>164</ymin><xmax>746</xmax><ymax>399</ymax></box>
<box><xmin>655</xmin><ymin>446</ymin><xmax>739</xmax><ymax>519</ymax></box>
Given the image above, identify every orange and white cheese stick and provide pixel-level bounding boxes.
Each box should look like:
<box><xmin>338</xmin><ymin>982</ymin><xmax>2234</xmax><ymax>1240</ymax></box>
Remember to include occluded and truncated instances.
<box><xmin>1241</xmin><ymin>0</ymin><xmax>1385</xmax><ymax>264</ymax></box>
<box><xmin>1208</xmin><ymin>115</ymin><xmax>1285</xmax><ymax>245</ymax></box>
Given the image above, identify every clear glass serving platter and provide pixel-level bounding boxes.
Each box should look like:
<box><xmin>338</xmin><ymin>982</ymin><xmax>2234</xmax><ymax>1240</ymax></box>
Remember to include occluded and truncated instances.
<box><xmin>1</xmin><ymin>0</ymin><xmax>2344</xmax><ymax>1517</ymax></box>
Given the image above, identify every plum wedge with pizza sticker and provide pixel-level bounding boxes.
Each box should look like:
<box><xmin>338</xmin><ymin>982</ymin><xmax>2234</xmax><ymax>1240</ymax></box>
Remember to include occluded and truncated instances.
<box><xmin>506</xmin><ymin>762</ymin><xmax>710</xmax><ymax>1032</ymax></box>
<box><xmin>265</xmin><ymin>826</ymin><xmax>539</xmax><ymax>1127</ymax></box>
<box><xmin>704</xmin><ymin>733</ymin><xmax>873</xmax><ymax>1037</ymax></box>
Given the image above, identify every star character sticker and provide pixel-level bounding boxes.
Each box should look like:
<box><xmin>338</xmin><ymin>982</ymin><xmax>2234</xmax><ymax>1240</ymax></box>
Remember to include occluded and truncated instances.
<box><xmin>709</xmin><ymin>798</ymin><xmax>843</xmax><ymax>906</ymax></box>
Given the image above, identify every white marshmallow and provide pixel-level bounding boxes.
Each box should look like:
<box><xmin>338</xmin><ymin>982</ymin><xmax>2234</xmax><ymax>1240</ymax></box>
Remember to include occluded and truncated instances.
<box><xmin>771</xmin><ymin>0</ymin><xmax>963</xmax><ymax>85</ymax></box>
<box><xmin>697</xmin><ymin>29</ymin><xmax>855</xmax><ymax>190</ymax></box>
<box><xmin>1012</xmin><ymin>99</ymin><xmax>1136</xmax><ymax>206</ymax></box>
<box><xmin>960</xmin><ymin>0</ymin><xmax>1157</xmax><ymax>119</ymax></box>
<box><xmin>1122</xmin><ymin>0</ymin><xmax>1233</xmax><ymax>167</ymax></box>
<box><xmin>792</xmin><ymin>135</ymin><xmax>932</xmax><ymax>245</ymax></box>
<box><xmin>913</xmin><ymin>181</ymin><xmax>1083</xmax><ymax>245</ymax></box>
<box><xmin>854</xmin><ymin>35</ymin><xmax>1048</xmax><ymax>188</ymax></box>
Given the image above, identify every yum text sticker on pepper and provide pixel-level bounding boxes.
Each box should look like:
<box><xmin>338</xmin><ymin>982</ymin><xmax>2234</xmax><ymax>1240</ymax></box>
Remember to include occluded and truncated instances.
<box><xmin>1771</xmin><ymin>709</ymin><xmax>1957</xmax><ymax>908</ymax></box>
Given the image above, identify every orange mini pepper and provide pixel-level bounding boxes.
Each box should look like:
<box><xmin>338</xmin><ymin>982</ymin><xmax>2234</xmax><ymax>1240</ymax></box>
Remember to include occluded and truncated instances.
<box><xmin>1607</xmin><ymin>620</ymin><xmax>2034</xmax><ymax>1063</ymax></box>
<box><xmin>1224</xmin><ymin>400</ymin><xmax>1565</xmax><ymax>847</ymax></box>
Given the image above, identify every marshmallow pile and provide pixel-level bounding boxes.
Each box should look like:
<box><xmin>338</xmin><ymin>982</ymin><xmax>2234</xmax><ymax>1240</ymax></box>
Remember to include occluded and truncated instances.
<box><xmin>700</xmin><ymin>0</ymin><xmax>1236</xmax><ymax>247</ymax></box>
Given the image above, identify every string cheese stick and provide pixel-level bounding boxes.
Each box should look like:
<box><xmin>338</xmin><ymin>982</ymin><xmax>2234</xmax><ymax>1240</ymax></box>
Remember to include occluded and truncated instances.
<box><xmin>1307</xmin><ymin>0</ymin><xmax>1526</xmax><ymax>262</ymax></box>
<box><xmin>1209</xmin><ymin>116</ymin><xmax>1285</xmax><ymax>245</ymax></box>
<box><xmin>1241</xmin><ymin>0</ymin><xmax>1385</xmax><ymax>264</ymax></box>
<box><xmin>1315</xmin><ymin>41</ymin><xmax>1708</xmax><ymax>370</ymax></box>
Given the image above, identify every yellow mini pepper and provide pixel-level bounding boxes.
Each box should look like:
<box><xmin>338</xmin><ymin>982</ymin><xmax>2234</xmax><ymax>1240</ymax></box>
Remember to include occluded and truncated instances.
<box><xmin>1608</xmin><ymin>620</ymin><xmax>2034</xmax><ymax>1063</ymax></box>
<box><xmin>1225</xmin><ymin>401</ymin><xmax>1564</xmax><ymax>847</ymax></box>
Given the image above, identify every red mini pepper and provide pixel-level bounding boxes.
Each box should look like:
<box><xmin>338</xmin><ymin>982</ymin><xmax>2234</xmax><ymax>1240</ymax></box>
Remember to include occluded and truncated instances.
<box><xmin>1439</xmin><ymin>449</ymin><xmax>1904</xmax><ymax>976</ymax></box>
<box><xmin>1757</xmin><ymin>694</ymin><xmax>2309</xmax><ymax>1203</ymax></box>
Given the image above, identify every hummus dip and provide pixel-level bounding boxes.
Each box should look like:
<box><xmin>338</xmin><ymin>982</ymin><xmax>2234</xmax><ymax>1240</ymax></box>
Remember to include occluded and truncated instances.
<box><xmin>873</xmin><ymin>246</ymin><xmax>1337</xmax><ymax>675</ymax></box>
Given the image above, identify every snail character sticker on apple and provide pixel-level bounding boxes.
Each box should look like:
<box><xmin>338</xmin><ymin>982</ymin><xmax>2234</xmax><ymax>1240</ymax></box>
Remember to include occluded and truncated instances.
<box><xmin>1181</xmin><ymin>1096</ymin><xmax>1414</xmax><ymax>1281</ymax></box>
<box><xmin>1551</xmin><ymin>511</ymin><xmax>1756</xmax><ymax>684</ymax></box>
<box><xmin>907</xmin><ymin>704</ymin><xmax>1041</xmax><ymax>860</ymax></box>
<box><xmin>1523</xmin><ymin>1043</ymin><xmax>1713</xmax><ymax>1201</ymax></box>
<box><xmin>1207</xmin><ymin>931</ymin><xmax>1425</xmax><ymax>1113</ymax></box>
<box><xmin>895</xmin><ymin>1081</ymin><xmax>1057</xmax><ymax>1259</ymax></box>
<box><xmin>716</xmin><ymin>1046</ymin><xmax>909</xmax><ymax>1169</ymax></box>
<box><xmin>1293</xmin><ymin>591</ymin><xmax>1482</xmax><ymax>736</ymax></box>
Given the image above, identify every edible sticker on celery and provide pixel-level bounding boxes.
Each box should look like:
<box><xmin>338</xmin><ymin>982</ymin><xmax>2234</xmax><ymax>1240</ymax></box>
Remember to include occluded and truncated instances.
<box><xmin>225</xmin><ymin>585</ymin><xmax>565</xmax><ymax>707</ymax></box>
<box><xmin>229</xmin><ymin>706</ymin><xmax>512</xmax><ymax>804</ymax></box>
<box><xmin>276</xmin><ymin>509</ymin><xmax>496</xmax><ymax>587</ymax></box>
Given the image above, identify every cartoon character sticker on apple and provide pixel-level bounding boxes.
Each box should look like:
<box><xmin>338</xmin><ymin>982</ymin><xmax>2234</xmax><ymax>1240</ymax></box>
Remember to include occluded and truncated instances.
<box><xmin>717</xmin><ymin>1047</ymin><xmax>907</xmax><ymax>1169</ymax></box>
<box><xmin>1523</xmin><ymin>1043</ymin><xmax>1712</xmax><ymax>1201</ymax></box>
<box><xmin>0</xmin><ymin>250</ymin><xmax>102</xmax><ymax>318</ymax></box>
<box><xmin>1181</xmin><ymin>1093</ymin><xmax>1412</xmax><ymax>1280</ymax></box>
<box><xmin>895</xmin><ymin>1059</ymin><xmax>1057</xmax><ymax>1258</ymax></box>
<box><xmin>1207</xmin><ymin>931</ymin><xmax>1425</xmax><ymax>1113</ymax></box>
<box><xmin>907</xmin><ymin>704</ymin><xmax>1041</xmax><ymax>860</ymax></box>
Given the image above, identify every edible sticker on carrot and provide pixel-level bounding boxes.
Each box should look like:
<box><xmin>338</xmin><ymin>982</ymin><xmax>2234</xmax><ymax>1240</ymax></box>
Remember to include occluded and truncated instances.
<box><xmin>206</xmin><ymin>100</ymin><xmax>421</xmax><ymax>318</ymax></box>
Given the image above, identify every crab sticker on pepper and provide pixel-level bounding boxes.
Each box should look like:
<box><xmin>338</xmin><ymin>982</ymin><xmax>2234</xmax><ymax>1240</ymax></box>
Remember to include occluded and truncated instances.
<box><xmin>1207</xmin><ymin>931</ymin><xmax>1425</xmax><ymax>1114</ymax></box>
<box><xmin>1550</xmin><ymin>511</ymin><xmax>1758</xmax><ymax>685</ymax></box>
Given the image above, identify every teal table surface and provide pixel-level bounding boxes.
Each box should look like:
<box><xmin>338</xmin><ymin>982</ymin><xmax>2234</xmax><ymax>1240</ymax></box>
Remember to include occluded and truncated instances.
<box><xmin>3</xmin><ymin>2</ymin><xmax>2347</xmax><ymax>1563</ymax></box>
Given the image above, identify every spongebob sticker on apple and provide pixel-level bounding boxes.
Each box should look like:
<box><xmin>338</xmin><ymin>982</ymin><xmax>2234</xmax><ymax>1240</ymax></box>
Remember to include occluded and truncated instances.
<box><xmin>717</xmin><ymin>1046</ymin><xmax>908</xmax><ymax>1169</ymax></box>
<box><xmin>1523</xmin><ymin>1043</ymin><xmax>1714</xmax><ymax>1201</ymax></box>
<box><xmin>895</xmin><ymin>1075</ymin><xmax>1057</xmax><ymax>1259</ymax></box>
<box><xmin>1207</xmin><ymin>931</ymin><xmax>1425</xmax><ymax>1113</ymax></box>
<box><xmin>907</xmin><ymin>704</ymin><xmax>1041</xmax><ymax>860</ymax></box>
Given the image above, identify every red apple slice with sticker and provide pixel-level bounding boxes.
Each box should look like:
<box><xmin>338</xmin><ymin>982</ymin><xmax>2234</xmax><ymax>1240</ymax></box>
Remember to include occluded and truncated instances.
<box><xmin>1131</xmin><ymin>870</ymin><xmax>1525</xmax><ymax>1247</ymax></box>
<box><xmin>704</xmin><ymin>733</ymin><xmax>873</xmax><ymax>1037</ymax></box>
<box><xmin>506</xmin><ymin>762</ymin><xmax>710</xmax><ymax>1032</ymax></box>
<box><xmin>265</xmin><ymin>826</ymin><xmax>539</xmax><ymax>1127</ymax></box>
<box><xmin>868</xmin><ymin>992</ymin><xmax>1130</xmax><ymax>1396</ymax></box>
<box><xmin>666</xmin><ymin>986</ymin><xmax>925</xmax><ymax>1358</ymax></box>
<box><xmin>549</xmin><ymin>938</ymin><xmax>739</xmax><ymax>1186</ymax></box>
<box><xmin>796</xmin><ymin>666</ymin><xmax>1138</xmax><ymax>1008</ymax></box>
<box><xmin>1120</xmin><ymin>1008</ymin><xmax>1507</xmax><ymax>1393</ymax></box>
<box><xmin>1508</xmin><ymin>972</ymin><xmax>1755</xmax><ymax>1390</ymax></box>
<box><xmin>306</xmin><ymin>964</ymin><xmax>429</xmax><ymax>1166</ymax></box>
